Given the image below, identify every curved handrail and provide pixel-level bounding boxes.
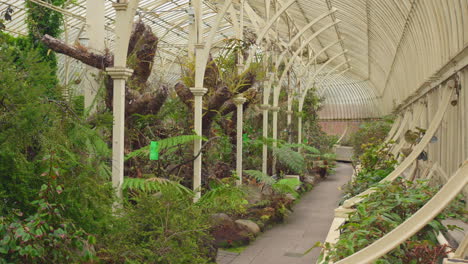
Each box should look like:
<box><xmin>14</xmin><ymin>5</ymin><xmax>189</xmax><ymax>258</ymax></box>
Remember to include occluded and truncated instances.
<box><xmin>384</xmin><ymin>115</ymin><xmax>402</xmax><ymax>143</ymax></box>
<box><xmin>336</xmin><ymin>124</ymin><xmax>349</xmax><ymax>145</ymax></box>
<box><xmin>388</xmin><ymin>110</ymin><xmax>410</xmax><ymax>146</ymax></box>
<box><xmin>342</xmin><ymin>87</ymin><xmax>454</xmax><ymax>208</ymax></box>
<box><xmin>336</xmin><ymin>160</ymin><xmax>468</xmax><ymax>264</ymax></box>
<box><xmin>392</xmin><ymin>102</ymin><xmax>425</xmax><ymax>156</ymax></box>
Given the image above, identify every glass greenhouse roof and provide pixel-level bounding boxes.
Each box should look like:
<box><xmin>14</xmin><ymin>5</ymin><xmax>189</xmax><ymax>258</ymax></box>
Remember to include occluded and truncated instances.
<box><xmin>1</xmin><ymin>0</ymin><xmax>466</xmax><ymax>119</ymax></box>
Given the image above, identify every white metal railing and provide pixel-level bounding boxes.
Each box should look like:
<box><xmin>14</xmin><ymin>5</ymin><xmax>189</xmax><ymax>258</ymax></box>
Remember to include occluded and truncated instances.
<box><xmin>318</xmin><ymin>85</ymin><xmax>461</xmax><ymax>263</ymax></box>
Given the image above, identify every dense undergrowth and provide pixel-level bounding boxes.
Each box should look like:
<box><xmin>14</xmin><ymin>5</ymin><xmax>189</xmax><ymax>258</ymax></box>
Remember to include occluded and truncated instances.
<box><xmin>0</xmin><ymin>16</ymin><xmax>337</xmax><ymax>262</ymax></box>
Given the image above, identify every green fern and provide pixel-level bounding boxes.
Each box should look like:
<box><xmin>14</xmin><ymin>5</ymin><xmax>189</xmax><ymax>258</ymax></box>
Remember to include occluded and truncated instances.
<box><xmin>125</xmin><ymin>135</ymin><xmax>203</xmax><ymax>161</ymax></box>
<box><xmin>285</xmin><ymin>143</ymin><xmax>320</xmax><ymax>154</ymax></box>
<box><xmin>122</xmin><ymin>177</ymin><xmax>192</xmax><ymax>196</ymax></box>
<box><xmin>272</xmin><ymin>178</ymin><xmax>301</xmax><ymax>198</ymax></box>
<box><xmin>243</xmin><ymin>170</ymin><xmax>276</xmax><ymax>185</ymax></box>
<box><xmin>197</xmin><ymin>184</ymin><xmax>247</xmax><ymax>214</ymax></box>
<box><xmin>272</xmin><ymin>146</ymin><xmax>305</xmax><ymax>174</ymax></box>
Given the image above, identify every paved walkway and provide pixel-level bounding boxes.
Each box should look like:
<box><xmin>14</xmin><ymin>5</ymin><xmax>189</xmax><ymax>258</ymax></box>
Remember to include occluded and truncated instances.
<box><xmin>217</xmin><ymin>162</ymin><xmax>352</xmax><ymax>264</ymax></box>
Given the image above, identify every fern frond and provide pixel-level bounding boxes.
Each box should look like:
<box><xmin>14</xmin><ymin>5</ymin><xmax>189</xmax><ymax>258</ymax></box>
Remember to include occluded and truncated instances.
<box><xmin>272</xmin><ymin>178</ymin><xmax>301</xmax><ymax>198</ymax></box>
<box><xmin>243</xmin><ymin>170</ymin><xmax>276</xmax><ymax>185</ymax></box>
<box><xmin>285</xmin><ymin>143</ymin><xmax>320</xmax><ymax>154</ymax></box>
<box><xmin>122</xmin><ymin>177</ymin><xmax>192</xmax><ymax>196</ymax></box>
<box><xmin>125</xmin><ymin>135</ymin><xmax>203</xmax><ymax>161</ymax></box>
<box><xmin>273</xmin><ymin>146</ymin><xmax>305</xmax><ymax>174</ymax></box>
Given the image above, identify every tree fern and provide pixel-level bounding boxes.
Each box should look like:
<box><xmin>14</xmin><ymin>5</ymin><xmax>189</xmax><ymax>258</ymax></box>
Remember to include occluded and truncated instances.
<box><xmin>197</xmin><ymin>184</ymin><xmax>247</xmax><ymax>214</ymax></box>
<box><xmin>272</xmin><ymin>179</ymin><xmax>301</xmax><ymax>198</ymax></box>
<box><xmin>285</xmin><ymin>143</ymin><xmax>320</xmax><ymax>154</ymax></box>
<box><xmin>125</xmin><ymin>135</ymin><xmax>203</xmax><ymax>161</ymax></box>
<box><xmin>243</xmin><ymin>170</ymin><xmax>276</xmax><ymax>185</ymax></box>
<box><xmin>272</xmin><ymin>146</ymin><xmax>305</xmax><ymax>174</ymax></box>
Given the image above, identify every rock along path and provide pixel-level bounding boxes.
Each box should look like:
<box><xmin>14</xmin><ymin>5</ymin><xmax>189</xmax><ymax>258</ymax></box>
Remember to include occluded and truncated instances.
<box><xmin>217</xmin><ymin>162</ymin><xmax>353</xmax><ymax>264</ymax></box>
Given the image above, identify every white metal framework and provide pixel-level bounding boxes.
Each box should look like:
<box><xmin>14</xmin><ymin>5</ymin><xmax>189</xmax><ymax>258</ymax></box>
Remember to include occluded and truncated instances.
<box><xmin>1</xmin><ymin>0</ymin><xmax>467</xmax><ymax>261</ymax></box>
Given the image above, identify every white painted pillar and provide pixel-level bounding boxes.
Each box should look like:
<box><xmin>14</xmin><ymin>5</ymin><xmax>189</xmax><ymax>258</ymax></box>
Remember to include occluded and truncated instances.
<box><xmin>107</xmin><ymin>68</ymin><xmax>133</xmax><ymax>199</ymax></box>
<box><xmin>260</xmin><ymin>104</ymin><xmax>270</xmax><ymax>175</ymax></box>
<box><xmin>286</xmin><ymin>110</ymin><xmax>293</xmax><ymax>142</ymax></box>
<box><xmin>286</xmin><ymin>74</ymin><xmax>293</xmax><ymax>143</ymax></box>
<box><xmin>189</xmin><ymin>0</ymin><xmax>206</xmax><ymax>202</ymax></box>
<box><xmin>190</xmin><ymin>86</ymin><xmax>207</xmax><ymax>200</ymax></box>
<box><xmin>233</xmin><ymin>96</ymin><xmax>247</xmax><ymax>185</ymax></box>
<box><xmin>106</xmin><ymin>0</ymin><xmax>139</xmax><ymax>200</ymax></box>
<box><xmin>84</xmin><ymin>0</ymin><xmax>105</xmax><ymax>113</ymax></box>
<box><xmin>271</xmin><ymin>106</ymin><xmax>280</xmax><ymax>175</ymax></box>
<box><xmin>298</xmin><ymin>115</ymin><xmax>303</xmax><ymax>148</ymax></box>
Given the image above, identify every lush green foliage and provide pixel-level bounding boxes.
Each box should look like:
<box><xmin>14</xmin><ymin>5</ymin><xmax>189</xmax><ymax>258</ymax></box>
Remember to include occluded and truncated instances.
<box><xmin>0</xmin><ymin>181</ymin><xmax>95</xmax><ymax>263</ymax></box>
<box><xmin>125</xmin><ymin>135</ymin><xmax>203</xmax><ymax>161</ymax></box>
<box><xmin>342</xmin><ymin>142</ymin><xmax>397</xmax><ymax>199</ymax></box>
<box><xmin>348</xmin><ymin>117</ymin><xmax>394</xmax><ymax>157</ymax></box>
<box><xmin>244</xmin><ymin>170</ymin><xmax>301</xmax><ymax>198</ymax></box>
<box><xmin>320</xmin><ymin>179</ymin><xmax>454</xmax><ymax>264</ymax></box>
<box><xmin>123</xmin><ymin>177</ymin><xmax>192</xmax><ymax>196</ymax></box>
<box><xmin>0</xmin><ymin>22</ymin><xmax>330</xmax><ymax>263</ymax></box>
<box><xmin>198</xmin><ymin>183</ymin><xmax>249</xmax><ymax>215</ymax></box>
<box><xmin>0</xmin><ymin>36</ymin><xmax>113</xmax><ymax>235</ymax></box>
<box><xmin>98</xmin><ymin>193</ymin><xmax>215</xmax><ymax>264</ymax></box>
<box><xmin>25</xmin><ymin>0</ymin><xmax>66</xmax><ymax>68</ymax></box>
<box><xmin>272</xmin><ymin>178</ymin><xmax>301</xmax><ymax>198</ymax></box>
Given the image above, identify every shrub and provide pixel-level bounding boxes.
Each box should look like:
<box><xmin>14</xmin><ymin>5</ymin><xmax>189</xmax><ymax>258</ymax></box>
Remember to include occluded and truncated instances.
<box><xmin>349</xmin><ymin>117</ymin><xmax>394</xmax><ymax>158</ymax></box>
<box><xmin>0</xmin><ymin>36</ymin><xmax>114</xmax><ymax>235</ymax></box>
<box><xmin>0</xmin><ymin>183</ymin><xmax>95</xmax><ymax>264</ymax></box>
<box><xmin>342</xmin><ymin>141</ymin><xmax>397</xmax><ymax>200</ymax></box>
<box><xmin>98</xmin><ymin>193</ymin><xmax>215</xmax><ymax>264</ymax></box>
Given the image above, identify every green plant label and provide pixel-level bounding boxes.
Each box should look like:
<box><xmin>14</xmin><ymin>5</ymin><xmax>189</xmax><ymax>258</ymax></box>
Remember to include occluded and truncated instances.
<box><xmin>150</xmin><ymin>141</ymin><xmax>159</xmax><ymax>160</ymax></box>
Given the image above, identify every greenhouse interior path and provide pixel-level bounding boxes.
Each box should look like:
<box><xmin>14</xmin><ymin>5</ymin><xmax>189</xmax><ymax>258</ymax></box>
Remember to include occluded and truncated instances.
<box><xmin>217</xmin><ymin>162</ymin><xmax>352</xmax><ymax>264</ymax></box>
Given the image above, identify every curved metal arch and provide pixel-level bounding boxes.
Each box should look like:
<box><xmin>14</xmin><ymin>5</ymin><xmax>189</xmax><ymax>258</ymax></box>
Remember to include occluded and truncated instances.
<box><xmin>271</xmin><ymin>21</ymin><xmax>341</xmax><ymax>106</ymax></box>
<box><xmin>194</xmin><ymin>0</ymin><xmax>232</xmax><ymax>87</ymax></box>
<box><xmin>299</xmin><ymin>50</ymin><xmax>348</xmax><ymax>110</ymax></box>
<box><xmin>317</xmin><ymin>62</ymin><xmax>349</xmax><ymax>96</ymax></box>
<box><xmin>243</xmin><ymin>0</ymin><xmax>298</xmax><ymax>67</ymax></box>
<box><xmin>283</xmin><ymin>39</ymin><xmax>341</xmax><ymax>97</ymax></box>
<box><xmin>304</xmin><ymin>40</ymin><xmax>341</xmax><ymax>70</ymax></box>
<box><xmin>274</xmin><ymin>8</ymin><xmax>338</xmax><ymax>69</ymax></box>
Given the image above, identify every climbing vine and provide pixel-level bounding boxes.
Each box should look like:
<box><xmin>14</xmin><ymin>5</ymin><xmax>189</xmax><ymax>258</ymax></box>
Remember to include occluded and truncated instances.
<box><xmin>25</xmin><ymin>0</ymin><xmax>67</xmax><ymax>79</ymax></box>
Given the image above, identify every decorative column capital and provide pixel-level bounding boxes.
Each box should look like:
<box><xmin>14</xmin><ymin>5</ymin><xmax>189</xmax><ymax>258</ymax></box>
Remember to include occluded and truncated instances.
<box><xmin>233</xmin><ymin>96</ymin><xmax>247</xmax><ymax>105</ymax></box>
<box><xmin>259</xmin><ymin>104</ymin><xmax>270</xmax><ymax>111</ymax></box>
<box><xmin>270</xmin><ymin>106</ymin><xmax>280</xmax><ymax>112</ymax></box>
<box><xmin>106</xmin><ymin>67</ymin><xmax>134</xmax><ymax>80</ymax></box>
<box><xmin>190</xmin><ymin>87</ymin><xmax>208</xmax><ymax>96</ymax></box>
<box><xmin>112</xmin><ymin>2</ymin><xmax>128</xmax><ymax>11</ymax></box>
<box><xmin>194</xmin><ymin>43</ymin><xmax>205</xmax><ymax>49</ymax></box>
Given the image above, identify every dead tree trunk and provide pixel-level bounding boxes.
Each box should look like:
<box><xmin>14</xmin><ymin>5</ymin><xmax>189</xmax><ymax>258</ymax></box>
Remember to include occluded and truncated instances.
<box><xmin>41</xmin><ymin>20</ymin><xmax>167</xmax><ymax>119</ymax></box>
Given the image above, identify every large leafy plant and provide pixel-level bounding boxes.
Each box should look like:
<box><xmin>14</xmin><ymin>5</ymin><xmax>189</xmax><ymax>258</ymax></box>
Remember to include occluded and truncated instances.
<box><xmin>0</xmin><ymin>164</ymin><xmax>95</xmax><ymax>264</ymax></box>
<box><xmin>342</xmin><ymin>141</ymin><xmax>397</xmax><ymax>200</ymax></box>
<box><xmin>319</xmin><ymin>178</ymin><xmax>455</xmax><ymax>264</ymax></box>
<box><xmin>349</xmin><ymin>116</ymin><xmax>394</xmax><ymax>157</ymax></box>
